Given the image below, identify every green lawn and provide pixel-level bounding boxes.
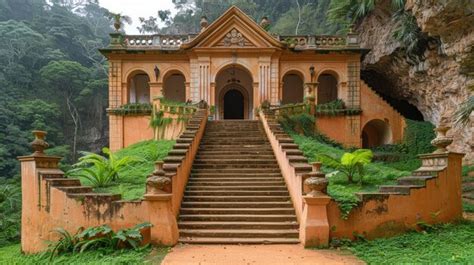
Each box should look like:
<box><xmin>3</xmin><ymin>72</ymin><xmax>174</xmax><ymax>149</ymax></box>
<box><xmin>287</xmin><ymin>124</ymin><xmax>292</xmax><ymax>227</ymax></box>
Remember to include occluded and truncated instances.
<box><xmin>80</xmin><ymin>140</ymin><xmax>175</xmax><ymax>201</ymax></box>
<box><xmin>0</xmin><ymin>244</ymin><xmax>169</xmax><ymax>265</ymax></box>
<box><xmin>345</xmin><ymin>220</ymin><xmax>474</xmax><ymax>264</ymax></box>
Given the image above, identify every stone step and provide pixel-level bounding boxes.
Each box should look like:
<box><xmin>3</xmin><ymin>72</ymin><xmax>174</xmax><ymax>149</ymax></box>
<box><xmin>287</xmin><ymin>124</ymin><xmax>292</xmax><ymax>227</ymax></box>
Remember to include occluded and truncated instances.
<box><xmin>191</xmin><ymin>168</ymin><xmax>281</xmax><ymax>173</ymax></box>
<box><xmin>44</xmin><ymin>178</ymin><xmax>81</xmax><ymax>187</ymax></box>
<box><xmin>195</xmin><ymin>154</ymin><xmax>276</xmax><ymax>160</ymax></box>
<box><xmin>281</xmin><ymin>143</ymin><xmax>299</xmax><ymax>149</ymax></box>
<box><xmin>195</xmin><ymin>150</ymin><xmax>275</xmax><ymax>155</ymax></box>
<box><xmin>180</xmin><ymin>208</ymin><xmax>295</xmax><ymax>215</ymax></box>
<box><xmin>57</xmin><ymin>186</ymin><xmax>93</xmax><ymax>194</ymax></box>
<box><xmin>287</xmin><ymin>155</ymin><xmax>308</xmax><ymax>163</ymax></box>
<box><xmin>184</xmin><ymin>190</ymin><xmax>290</xmax><ymax>196</ymax></box>
<box><xmin>178</xmin><ymin>221</ymin><xmax>299</xmax><ymax>230</ymax></box>
<box><xmin>190</xmin><ymin>172</ymin><xmax>282</xmax><ymax>177</ymax></box>
<box><xmin>187</xmin><ymin>181</ymin><xmax>285</xmax><ymax>187</ymax></box>
<box><xmin>188</xmin><ymin>178</ymin><xmax>285</xmax><ymax>183</ymax></box>
<box><xmin>379</xmin><ymin>185</ymin><xmax>424</xmax><ymax>195</ymax></box>
<box><xmin>182</xmin><ymin>195</ymin><xmax>291</xmax><ymax>202</ymax></box>
<box><xmin>290</xmin><ymin>163</ymin><xmax>312</xmax><ymax>173</ymax></box>
<box><xmin>179</xmin><ymin>214</ymin><xmax>297</xmax><ymax>222</ymax></box>
<box><xmin>193</xmin><ymin>159</ymin><xmax>278</xmax><ymax>165</ymax></box>
<box><xmin>178</xmin><ymin>237</ymin><xmax>300</xmax><ymax>244</ymax></box>
<box><xmin>397</xmin><ymin>175</ymin><xmax>435</xmax><ymax>186</ymax></box>
<box><xmin>284</xmin><ymin>149</ymin><xmax>304</xmax><ymax>156</ymax></box>
<box><xmin>186</xmin><ymin>185</ymin><xmax>287</xmax><ymax>191</ymax></box>
<box><xmin>181</xmin><ymin>201</ymin><xmax>294</xmax><ymax>208</ymax></box>
<box><xmin>179</xmin><ymin>229</ymin><xmax>299</xmax><ymax>238</ymax></box>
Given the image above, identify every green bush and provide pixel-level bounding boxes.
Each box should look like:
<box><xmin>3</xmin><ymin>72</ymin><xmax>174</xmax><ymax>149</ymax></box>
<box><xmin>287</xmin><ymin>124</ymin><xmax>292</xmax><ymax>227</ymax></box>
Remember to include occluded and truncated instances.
<box><xmin>0</xmin><ymin>178</ymin><xmax>21</xmax><ymax>247</ymax></box>
<box><xmin>318</xmin><ymin>149</ymin><xmax>374</xmax><ymax>184</ymax></box>
<box><xmin>47</xmin><ymin>223</ymin><xmax>152</xmax><ymax>261</ymax></box>
<box><xmin>67</xmin><ymin>147</ymin><xmax>143</xmax><ymax>187</ymax></box>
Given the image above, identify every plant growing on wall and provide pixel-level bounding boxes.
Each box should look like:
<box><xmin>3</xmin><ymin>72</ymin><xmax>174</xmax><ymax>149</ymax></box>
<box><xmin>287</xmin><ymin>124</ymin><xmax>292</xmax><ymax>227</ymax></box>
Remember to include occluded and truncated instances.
<box><xmin>109</xmin><ymin>103</ymin><xmax>152</xmax><ymax>116</ymax></box>
<box><xmin>318</xmin><ymin>149</ymin><xmax>373</xmax><ymax>184</ymax></box>
<box><xmin>47</xmin><ymin>222</ymin><xmax>152</xmax><ymax>260</ymax></box>
<box><xmin>67</xmin><ymin>147</ymin><xmax>142</xmax><ymax>187</ymax></box>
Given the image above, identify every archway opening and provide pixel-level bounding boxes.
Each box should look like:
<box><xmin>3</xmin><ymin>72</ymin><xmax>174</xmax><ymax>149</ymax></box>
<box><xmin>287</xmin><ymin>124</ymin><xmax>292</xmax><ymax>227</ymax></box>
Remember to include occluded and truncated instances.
<box><xmin>282</xmin><ymin>73</ymin><xmax>304</xmax><ymax>104</ymax></box>
<box><xmin>362</xmin><ymin>119</ymin><xmax>392</xmax><ymax>148</ymax></box>
<box><xmin>163</xmin><ymin>72</ymin><xmax>186</xmax><ymax>102</ymax></box>
<box><xmin>317</xmin><ymin>73</ymin><xmax>338</xmax><ymax>104</ymax></box>
<box><xmin>224</xmin><ymin>89</ymin><xmax>244</xmax><ymax>119</ymax></box>
<box><xmin>128</xmin><ymin>72</ymin><xmax>150</xmax><ymax>103</ymax></box>
<box><xmin>215</xmin><ymin>64</ymin><xmax>253</xmax><ymax>119</ymax></box>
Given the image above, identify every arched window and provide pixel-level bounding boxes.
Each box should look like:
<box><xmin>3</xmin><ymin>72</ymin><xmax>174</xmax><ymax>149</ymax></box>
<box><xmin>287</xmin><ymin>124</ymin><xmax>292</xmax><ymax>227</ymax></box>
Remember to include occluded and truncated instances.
<box><xmin>163</xmin><ymin>73</ymin><xmax>186</xmax><ymax>102</ymax></box>
<box><xmin>317</xmin><ymin>73</ymin><xmax>338</xmax><ymax>104</ymax></box>
<box><xmin>282</xmin><ymin>73</ymin><xmax>304</xmax><ymax>104</ymax></box>
<box><xmin>128</xmin><ymin>72</ymin><xmax>150</xmax><ymax>103</ymax></box>
<box><xmin>361</xmin><ymin>119</ymin><xmax>392</xmax><ymax>148</ymax></box>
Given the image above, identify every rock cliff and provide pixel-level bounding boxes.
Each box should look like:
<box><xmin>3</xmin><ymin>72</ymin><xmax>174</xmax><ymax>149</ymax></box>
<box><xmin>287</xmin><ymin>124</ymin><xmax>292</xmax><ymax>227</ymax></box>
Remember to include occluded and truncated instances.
<box><xmin>356</xmin><ymin>0</ymin><xmax>473</xmax><ymax>162</ymax></box>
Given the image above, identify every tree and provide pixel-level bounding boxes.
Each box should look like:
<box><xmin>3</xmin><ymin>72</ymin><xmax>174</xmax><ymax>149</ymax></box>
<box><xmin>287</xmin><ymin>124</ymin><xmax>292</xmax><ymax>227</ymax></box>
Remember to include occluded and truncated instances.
<box><xmin>40</xmin><ymin>60</ymin><xmax>91</xmax><ymax>161</ymax></box>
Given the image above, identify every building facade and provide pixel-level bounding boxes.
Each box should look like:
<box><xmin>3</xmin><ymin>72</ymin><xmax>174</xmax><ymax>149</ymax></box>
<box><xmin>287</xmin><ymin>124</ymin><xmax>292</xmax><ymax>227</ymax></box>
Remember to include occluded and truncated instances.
<box><xmin>101</xmin><ymin>6</ymin><xmax>405</xmax><ymax>151</ymax></box>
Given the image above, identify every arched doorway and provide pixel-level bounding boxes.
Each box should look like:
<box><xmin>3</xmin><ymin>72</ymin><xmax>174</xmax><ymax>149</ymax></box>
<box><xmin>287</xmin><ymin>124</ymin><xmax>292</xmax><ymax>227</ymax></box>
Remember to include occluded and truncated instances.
<box><xmin>282</xmin><ymin>72</ymin><xmax>304</xmax><ymax>104</ymax></box>
<box><xmin>317</xmin><ymin>73</ymin><xmax>338</xmax><ymax>104</ymax></box>
<box><xmin>128</xmin><ymin>71</ymin><xmax>150</xmax><ymax>103</ymax></box>
<box><xmin>215</xmin><ymin>64</ymin><xmax>253</xmax><ymax>119</ymax></box>
<box><xmin>224</xmin><ymin>89</ymin><xmax>244</xmax><ymax>119</ymax></box>
<box><xmin>361</xmin><ymin>119</ymin><xmax>392</xmax><ymax>148</ymax></box>
<box><xmin>163</xmin><ymin>72</ymin><xmax>186</xmax><ymax>102</ymax></box>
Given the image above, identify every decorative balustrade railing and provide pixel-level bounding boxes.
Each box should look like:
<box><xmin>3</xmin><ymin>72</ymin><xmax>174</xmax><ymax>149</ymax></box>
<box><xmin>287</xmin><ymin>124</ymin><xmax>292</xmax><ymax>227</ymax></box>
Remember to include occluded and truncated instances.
<box><xmin>124</xmin><ymin>34</ymin><xmax>197</xmax><ymax>48</ymax></box>
<box><xmin>279</xmin><ymin>35</ymin><xmax>348</xmax><ymax>49</ymax></box>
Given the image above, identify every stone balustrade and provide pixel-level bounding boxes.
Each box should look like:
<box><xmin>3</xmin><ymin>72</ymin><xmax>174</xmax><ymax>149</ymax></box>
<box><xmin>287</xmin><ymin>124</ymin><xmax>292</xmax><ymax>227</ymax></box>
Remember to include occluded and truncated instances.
<box><xmin>124</xmin><ymin>34</ymin><xmax>196</xmax><ymax>48</ymax></box>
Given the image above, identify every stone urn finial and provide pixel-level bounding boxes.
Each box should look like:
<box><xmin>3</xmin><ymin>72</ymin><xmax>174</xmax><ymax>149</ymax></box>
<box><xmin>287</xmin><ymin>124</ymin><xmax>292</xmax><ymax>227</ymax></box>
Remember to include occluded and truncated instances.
<box><xmin>303</xmin><ymin>162</ymin><xmax>328</xmax><ymax>196</ymax></box>
<box><xmin>200</xmin><ymin>16</ymin><xmax>208</xmax><ymax>31</ymax></box>
<box><xmin>31</xmin><ymin>130</ymin><xmax>49</xmax><ymax>155</ymax></box>
<box><xmin>260</xmin><ymin>16</ymin><xmax>270</xmax><ymax>29</ymax></box>
<box><xmin>146</xmin><ymin>161</ymin><xmax>171</xmax><ymax>194</ymax></box>
<box><xmin>431</xmin><ymin>115</ymin><xmax>453</xmax><ymax>153</ymax></box>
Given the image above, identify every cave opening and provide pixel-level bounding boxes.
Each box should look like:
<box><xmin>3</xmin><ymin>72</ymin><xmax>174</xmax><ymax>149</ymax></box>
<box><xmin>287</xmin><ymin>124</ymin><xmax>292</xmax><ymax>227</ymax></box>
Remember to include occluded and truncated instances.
<box><xmin>361</xmin><ymin>70</ymin><xmax>424</xmax><ymax>121</ymax></box>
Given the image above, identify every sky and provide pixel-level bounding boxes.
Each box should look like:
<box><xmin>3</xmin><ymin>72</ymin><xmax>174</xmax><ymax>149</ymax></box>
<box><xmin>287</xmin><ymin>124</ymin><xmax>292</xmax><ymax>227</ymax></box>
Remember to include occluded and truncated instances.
<box><xmin>99</xmin><ymin>0</ymin><xmax>177</xmax><ymax>34</ymax></box>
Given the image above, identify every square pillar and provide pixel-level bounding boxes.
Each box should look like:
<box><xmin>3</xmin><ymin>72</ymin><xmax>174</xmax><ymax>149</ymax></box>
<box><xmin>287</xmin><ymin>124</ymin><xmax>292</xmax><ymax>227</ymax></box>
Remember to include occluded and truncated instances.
<box><xmin>299</xmin><ymin>195</ymin><xmax>331</xmax><ymax>247</ymax></box>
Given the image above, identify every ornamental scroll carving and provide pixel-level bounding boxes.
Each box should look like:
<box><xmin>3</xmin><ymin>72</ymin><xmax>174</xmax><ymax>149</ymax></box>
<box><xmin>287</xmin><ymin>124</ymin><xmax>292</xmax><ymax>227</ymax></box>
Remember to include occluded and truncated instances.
<box><xmin>216</xmin><ymin>28</ymin><xmax>253</xmax><ymax>47</ymax></box>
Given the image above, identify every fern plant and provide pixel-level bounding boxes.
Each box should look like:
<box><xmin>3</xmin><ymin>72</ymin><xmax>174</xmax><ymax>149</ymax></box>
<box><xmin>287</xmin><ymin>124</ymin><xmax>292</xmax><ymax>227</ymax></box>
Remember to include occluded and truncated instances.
<box><xmin>318</xmin><ymin>149</ymin><xmax>373</xmax><ymax>183</ymax></box>
<box><xmin>67</xmin><ymin>147</ymin><xmax>142</xmax><ymax>187</ymax></box>
<box><xmin>47</xmin><ymin>223</ymin><xmax>152</xmax><ymax>260</ymax></box>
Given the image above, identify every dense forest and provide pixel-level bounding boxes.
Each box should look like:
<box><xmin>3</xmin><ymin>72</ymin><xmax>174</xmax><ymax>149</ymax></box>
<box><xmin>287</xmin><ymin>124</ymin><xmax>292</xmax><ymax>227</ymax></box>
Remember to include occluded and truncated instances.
<box><xmin>0</xmin><ymin>0</ymin><xmax>340</xmax><ymax>179</ymax></box>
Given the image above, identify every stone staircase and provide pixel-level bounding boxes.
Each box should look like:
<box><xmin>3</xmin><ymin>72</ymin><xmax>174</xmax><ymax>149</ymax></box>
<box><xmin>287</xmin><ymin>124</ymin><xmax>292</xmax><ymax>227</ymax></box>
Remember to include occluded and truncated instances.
<box><xmin>178</xmin><ymin>120</ymin><xmax>299</xmax><ymax>244</ymax></box>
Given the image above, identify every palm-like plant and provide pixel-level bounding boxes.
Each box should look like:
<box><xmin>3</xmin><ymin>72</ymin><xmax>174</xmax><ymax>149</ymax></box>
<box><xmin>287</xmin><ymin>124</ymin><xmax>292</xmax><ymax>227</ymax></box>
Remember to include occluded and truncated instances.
<box><xmin>106</xmin><ymin>12</ymin><xmax>132</xmax><ymax>32</ymax></box>
<box><xmin>454</xmin><ymin>96</ymin><xmax>474</xmax><ymax>128</ymax></box>
<box><xmin>67</xmin><ymin>147</ymin><xmax>141</xmax><ymax>187</ymax></box>
<box><xmin>318</xmin><ymin>149</ymin><xmax>373</xmax><ymax>183</ymax></box>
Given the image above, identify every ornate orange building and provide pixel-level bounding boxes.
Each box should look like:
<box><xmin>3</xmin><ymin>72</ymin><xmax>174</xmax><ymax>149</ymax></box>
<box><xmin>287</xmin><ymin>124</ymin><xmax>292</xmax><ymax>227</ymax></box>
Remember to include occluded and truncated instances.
<box><xmin>100</xmin><ymin>6</ymin><xmax>404</xmax><ymax>151</ymax></box>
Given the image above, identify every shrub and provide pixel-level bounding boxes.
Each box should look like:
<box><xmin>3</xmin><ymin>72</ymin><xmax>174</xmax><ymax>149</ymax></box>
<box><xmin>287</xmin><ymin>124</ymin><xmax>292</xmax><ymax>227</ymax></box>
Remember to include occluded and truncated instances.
<box><xmin>67</xmin><ymin>147</ymin><xmax>142</xmax><ymax>187</ymax></box>
<box><xmin>47</xmin><ymin>223</ymin><xmax>152</xmax><ymax>260</ymax></box>
<box><xmin>318</xmin><ymin>149</ymin><xmax>374</xmax><ymax>184</ymax></box>
<box><xmin>0</xmin><ymin>178</ymin><xmax>21</xmax><ymax>247</ymax></box>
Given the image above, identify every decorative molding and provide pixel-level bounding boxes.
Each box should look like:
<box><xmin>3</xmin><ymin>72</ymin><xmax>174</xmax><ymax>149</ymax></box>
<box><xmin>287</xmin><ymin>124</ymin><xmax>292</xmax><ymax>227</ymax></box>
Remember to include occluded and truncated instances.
<box><xmin>215</xmin><ymin>28</ymin><xmax>254</xmax><ymax>47</ymax></box>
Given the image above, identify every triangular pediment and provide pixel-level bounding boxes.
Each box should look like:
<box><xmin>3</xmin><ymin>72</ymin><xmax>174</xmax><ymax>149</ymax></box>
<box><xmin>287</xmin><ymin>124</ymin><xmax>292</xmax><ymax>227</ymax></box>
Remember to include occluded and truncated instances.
<box><xmin>182</xmin><ymin>6</ymin><xmax>283</xmax><ymax>50</ymax></box>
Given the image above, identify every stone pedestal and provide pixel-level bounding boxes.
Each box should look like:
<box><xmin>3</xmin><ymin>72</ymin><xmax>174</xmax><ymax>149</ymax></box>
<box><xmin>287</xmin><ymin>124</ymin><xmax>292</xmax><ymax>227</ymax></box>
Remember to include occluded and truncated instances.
<box><xmin>299</xmin><ymin>195</ymin><xmax>331</xmax><ymax>247</ymax></box>
<box><xmin>144</xmin><ymin>194</ymin><xmax>179</xmax><ymax>245</ymax></box>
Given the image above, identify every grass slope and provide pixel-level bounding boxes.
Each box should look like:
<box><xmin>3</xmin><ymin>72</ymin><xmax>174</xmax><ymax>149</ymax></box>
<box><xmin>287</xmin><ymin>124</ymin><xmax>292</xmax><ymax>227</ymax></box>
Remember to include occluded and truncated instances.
<box><xmin>0</xmin><ymin>244</ymin><xmax>169</xmax><ymax>265</ymax></box>
<box><xmin>291</xmin><ymin>134</ymin><xmax>412</xmax><ymax>216</ymax></box>
<box><xmin>81</xmin><ymin>140</ymin><xmax>175</xmax><ymax>200</ymax></box>
<box><xmin>347</xmin><ymin>221</ymin><xmax>474</xmax><ymax>264</ymax></box>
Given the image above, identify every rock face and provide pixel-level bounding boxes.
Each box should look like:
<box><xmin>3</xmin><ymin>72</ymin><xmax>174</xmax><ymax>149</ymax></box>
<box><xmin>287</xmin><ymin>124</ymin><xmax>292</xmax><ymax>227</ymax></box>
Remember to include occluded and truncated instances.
<box><xmin>356</xmin><ymin>0</ymin><xmax>473</xmax><ymax>163</ymax></box>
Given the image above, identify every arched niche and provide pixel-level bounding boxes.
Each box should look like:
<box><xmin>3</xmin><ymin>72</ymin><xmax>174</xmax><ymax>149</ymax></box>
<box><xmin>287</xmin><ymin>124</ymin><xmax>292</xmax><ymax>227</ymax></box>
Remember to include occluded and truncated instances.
<box><xmin>163</xmin><ymin>71</ymin><xmax>186</xmax><ymax>102</ymax></box>
<box><xmin>127</xmin><ymin>71</ymin><xmax>150</xmax><ymax>103</ymax></box>
<box><xmin>361</xmin><ymin>119</ymin><xmax>393</xmax><ymax>148</ymax></box>
<box><xmin>215</xmin><ymin>64</ymin><xmax>253</xmax><ymax>119</ymax></box>
<box><xmin>282</xmin><ymin>71</ymin><xmax>304</xmax><ymax>104</ymax></box>
<box><xmin>317</xmin><ymin>72</ymin><xmax>338</xmax><ymax>104</ymax></box>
